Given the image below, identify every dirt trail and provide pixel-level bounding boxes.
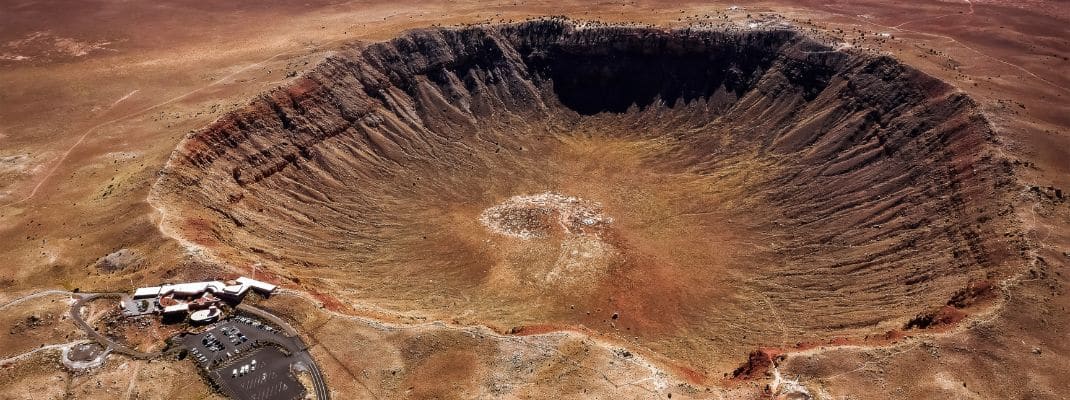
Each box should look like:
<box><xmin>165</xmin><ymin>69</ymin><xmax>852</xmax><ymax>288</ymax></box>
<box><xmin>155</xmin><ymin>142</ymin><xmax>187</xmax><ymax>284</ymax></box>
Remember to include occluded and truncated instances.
<box><xmin>0</xmin><ymin>340</ymin><xmax>89</xmax><ymax>367</ymax></box>
<box><xmin>0</xmin><ymin>289</ymin><xmax>73</xmax><ymax>310</ymax></box>
<box><xmin>0</xmin><ymin>52</ymin><xmax>289</xmax><ymax>209</ymax></box>
<box><xmin>822</xmin><ymin>2</ymin><xmax>1068</xmax><ymax>93</ymax></box>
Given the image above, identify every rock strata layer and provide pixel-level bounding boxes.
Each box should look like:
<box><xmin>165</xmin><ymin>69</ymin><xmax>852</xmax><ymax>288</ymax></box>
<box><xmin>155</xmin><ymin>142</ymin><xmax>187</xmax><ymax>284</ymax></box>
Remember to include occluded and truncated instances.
<box><xmin>153</xmin><ymin>20</ymin><xmax>1020</xmax><ymax>374</ymax></box>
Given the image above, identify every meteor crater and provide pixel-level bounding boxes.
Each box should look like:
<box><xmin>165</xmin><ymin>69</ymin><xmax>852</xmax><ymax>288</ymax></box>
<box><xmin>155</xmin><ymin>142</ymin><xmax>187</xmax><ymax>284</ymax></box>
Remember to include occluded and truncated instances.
<box><xmin>153</xmin><ymin>20</ymin><xmax>1017</xmax><ymax>375</ymax></box>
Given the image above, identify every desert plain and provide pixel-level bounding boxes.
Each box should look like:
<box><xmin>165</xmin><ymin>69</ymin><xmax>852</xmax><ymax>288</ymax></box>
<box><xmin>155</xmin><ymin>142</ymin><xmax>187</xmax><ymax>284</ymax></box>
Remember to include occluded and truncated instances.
<box><xmin>0</xmin><ymin>1</ymin><xmax>1068</xmax><ymax>399</ymax></box>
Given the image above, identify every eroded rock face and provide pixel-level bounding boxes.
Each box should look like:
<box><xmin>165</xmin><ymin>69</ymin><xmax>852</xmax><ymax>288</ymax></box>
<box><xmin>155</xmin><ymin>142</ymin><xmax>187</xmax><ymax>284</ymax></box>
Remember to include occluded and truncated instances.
<box><xmin>152</xmin><ymin>20</ymin><xmax>1019</xmax><ymax>373</ymax></box>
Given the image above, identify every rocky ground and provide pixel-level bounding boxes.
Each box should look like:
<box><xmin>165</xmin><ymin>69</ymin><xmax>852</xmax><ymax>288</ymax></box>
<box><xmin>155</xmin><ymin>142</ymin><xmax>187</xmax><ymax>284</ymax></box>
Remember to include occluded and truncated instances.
<box><xmin>0</xmin><ymin>1</ymin><xmax>1066</xmax><ymax>399</ymax></box>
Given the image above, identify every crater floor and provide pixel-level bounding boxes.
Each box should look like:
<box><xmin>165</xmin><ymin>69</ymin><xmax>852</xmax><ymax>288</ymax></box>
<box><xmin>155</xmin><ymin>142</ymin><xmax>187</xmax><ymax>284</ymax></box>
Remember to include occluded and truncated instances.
<box><xmin>153</xmin><ymin>20</ymin><xmax>1019</xmax><ymax>374</ymax></box>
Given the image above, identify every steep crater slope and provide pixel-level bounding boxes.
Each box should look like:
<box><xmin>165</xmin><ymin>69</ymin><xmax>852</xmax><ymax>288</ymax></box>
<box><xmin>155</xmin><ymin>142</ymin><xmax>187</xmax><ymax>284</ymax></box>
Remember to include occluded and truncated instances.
<box><xmin>153</xmin><ymin>20</ymin><xmax>1020</xmax><ymax>375</ymax></box>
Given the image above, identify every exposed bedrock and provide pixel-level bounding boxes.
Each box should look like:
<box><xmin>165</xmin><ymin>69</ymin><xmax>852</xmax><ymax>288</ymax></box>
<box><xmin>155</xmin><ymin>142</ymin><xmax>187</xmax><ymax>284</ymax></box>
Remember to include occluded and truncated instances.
<box><xmin>153</xmin><ymin>20</ymin><xmax>1022</xmax><ymax>375</ymax></box>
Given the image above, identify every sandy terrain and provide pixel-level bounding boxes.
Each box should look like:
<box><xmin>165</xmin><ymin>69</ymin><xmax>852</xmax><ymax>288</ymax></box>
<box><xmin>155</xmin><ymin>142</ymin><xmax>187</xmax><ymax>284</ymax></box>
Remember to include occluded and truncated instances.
<box><xmin>0</xmin><ymin>1</ymin><xmax>1067</xmax><ymax>399</ymax></box>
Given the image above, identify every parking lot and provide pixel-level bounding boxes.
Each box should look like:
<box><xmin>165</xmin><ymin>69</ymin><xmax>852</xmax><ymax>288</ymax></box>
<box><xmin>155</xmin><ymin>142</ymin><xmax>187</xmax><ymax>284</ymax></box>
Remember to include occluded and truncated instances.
<box><xmin>179</xmin><ymin>313</ymin><xmax>326</xmax><ymax>400</ymax></box>
<box><xmin>182</xmin><ymin>320</ymin><xmax>281</xmax><ymax>369</ymax></box>
<box><xmin>208</xmin><ymin>346</ymin><xmax>305</xmax><ymax>400</ymax></box>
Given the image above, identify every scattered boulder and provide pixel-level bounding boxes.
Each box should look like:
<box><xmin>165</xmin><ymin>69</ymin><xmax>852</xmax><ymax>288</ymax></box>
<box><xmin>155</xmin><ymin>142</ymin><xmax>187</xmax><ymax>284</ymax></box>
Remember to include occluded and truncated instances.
<box><xmin>9</xmin><ymin>312</ymin><xmax>55</xmax><ymax>335</ymax></box>
<box><xmin>732</xmin><ymin>348</ymin><xmax>783</xmax><ymax>380</ymax></box>
<box><xmin>95</xmin><ymin>248</ymin><xmax>143</xmax><ymax>272</ymax></box>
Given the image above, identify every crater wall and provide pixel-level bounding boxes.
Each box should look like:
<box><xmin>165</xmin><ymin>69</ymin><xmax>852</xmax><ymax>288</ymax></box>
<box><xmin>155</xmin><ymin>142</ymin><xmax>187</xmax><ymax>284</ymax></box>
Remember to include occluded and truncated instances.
<box><xmin>152</xmin><ymin>20</ymin><xmax>1020</xmax><ymax>374</ymax></box>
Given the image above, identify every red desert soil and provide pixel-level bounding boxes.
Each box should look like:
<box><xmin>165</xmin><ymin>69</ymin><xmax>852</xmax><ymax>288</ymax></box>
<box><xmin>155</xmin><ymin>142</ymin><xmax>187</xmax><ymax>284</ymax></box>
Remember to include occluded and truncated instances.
<box><xmin>1</xmin><ymin>1</ymin><xmax>1067</xmax><ymax>399</ymax></box>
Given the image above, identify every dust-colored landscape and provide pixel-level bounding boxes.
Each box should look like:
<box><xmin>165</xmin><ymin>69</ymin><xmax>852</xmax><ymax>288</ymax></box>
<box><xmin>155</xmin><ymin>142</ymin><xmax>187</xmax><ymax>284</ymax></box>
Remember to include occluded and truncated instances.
<box><xmin>1</xmin><ymin>1</ymin><xmax>1067</xmax><ymax>399</ymax></box>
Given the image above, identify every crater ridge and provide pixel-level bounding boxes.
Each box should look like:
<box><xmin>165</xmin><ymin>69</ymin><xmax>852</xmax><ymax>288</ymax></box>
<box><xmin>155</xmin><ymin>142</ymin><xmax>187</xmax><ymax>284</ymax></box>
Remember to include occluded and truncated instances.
<box><xmin>151</xmin><ymin>19</ymin><xmax>1021</xmax><ymax>375</ymax></box>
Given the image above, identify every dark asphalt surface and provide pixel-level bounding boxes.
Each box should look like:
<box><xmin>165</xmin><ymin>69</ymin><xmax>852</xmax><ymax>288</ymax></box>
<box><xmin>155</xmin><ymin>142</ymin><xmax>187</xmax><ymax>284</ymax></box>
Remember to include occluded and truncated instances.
<box><xmin>238</xmin><ymin>304</ymin><xmax>329</xmax><ymax>400</ymax></box>
<box><xmin>69</xmin><ymin>294</ymin><xmax>329</xmax><ymax>400</ymax></box>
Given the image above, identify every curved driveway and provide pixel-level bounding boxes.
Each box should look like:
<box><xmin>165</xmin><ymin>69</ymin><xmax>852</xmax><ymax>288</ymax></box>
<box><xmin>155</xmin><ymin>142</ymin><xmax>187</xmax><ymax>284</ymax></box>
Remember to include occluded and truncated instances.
<box><xmin>69</xmin><ymin>293</ymin><xmax>161</xmax><ymax>359</ymax></box>
<box><xmin>237</xmin><ymin>304</ymin><xmax>329</xmax><ymax>400</ymax></box>
<box><xmin>69</xmin><ymin>295</ymin><xmax>328</xmax><ymax>399</ymax></box>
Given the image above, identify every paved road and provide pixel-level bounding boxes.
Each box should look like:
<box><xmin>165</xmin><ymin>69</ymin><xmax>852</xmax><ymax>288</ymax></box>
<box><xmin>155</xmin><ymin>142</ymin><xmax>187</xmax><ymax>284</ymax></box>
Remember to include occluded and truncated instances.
<box><xmin>0</xmin><ymin>289</ymin><xmax>73</xmax><ymax>311</ymax></box>
<box><xmin>296</xmin><ymin>352</ymin><xmax>331</xmax><ymax>400</ymax></box>
<box><xmin>237</xmin><ymin>304</ymin><xmax>329</xmax><ymax>400</ymax></box>
<box><xmin>69</xmin><ymin>295</ymin><xmax>328</xmax><ymax>400</ymax></box>
<box><xmin>236</xmin><ymin>304</ymin><xmax>299</xmax><ymax>337</ymax></box>
<box><xmin>0</xmin><ymin>340</ymin><xmax>90</xmax><ymax>367</ymax></box>
<box><xmin>69</xmin><ymin>293</ymin><xmax>161</xmax><ymax>359</ymax></box>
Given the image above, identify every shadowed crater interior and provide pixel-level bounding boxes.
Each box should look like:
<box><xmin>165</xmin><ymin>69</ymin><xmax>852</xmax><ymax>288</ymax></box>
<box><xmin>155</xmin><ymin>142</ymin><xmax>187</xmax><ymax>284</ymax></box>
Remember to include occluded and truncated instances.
<box><xmin>153</xmin><ymin>20</ymin><xmax>1020</xmax><ymax>374</ymax></box>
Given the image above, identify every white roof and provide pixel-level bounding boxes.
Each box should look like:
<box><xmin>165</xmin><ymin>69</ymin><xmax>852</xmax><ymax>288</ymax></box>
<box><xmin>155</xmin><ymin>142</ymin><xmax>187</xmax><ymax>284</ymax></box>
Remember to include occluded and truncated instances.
<box><xmin>169</xmin><ymin>282</ymin><xmax>210</xmax><ymax>296</ymax></box>
<box><xmin>133</xmin><ymin>286</ymin><xmax>162</xmax><ymax>299</ymax></box>
<box><xmin>236</xmin><ymin>277</ymin><xmax>277</xmax><ymax>293</ymax></box>
<box><xmin>132</xmin><ymin>277</ymin><xmax>278</xmax><ymax>300</ymax></box>
<box><xmin>162</xmin><ymin>303</ymin><xmax>190</xmax><ymax>314</ymax></box>
<box><xmin>157</xmin><ymin>281</ymin><xmax>229</xmax><ymax>297</ymax></box>
<box><xmin>190</xmin><ymin>307</ymin><xmax>221</xmax><ymax>322</ymax></box>
<box><xmin>169</xmin><ymin>281</ymin><xmax>228</xmax><ymax>296</ymax></box>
